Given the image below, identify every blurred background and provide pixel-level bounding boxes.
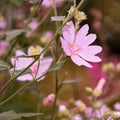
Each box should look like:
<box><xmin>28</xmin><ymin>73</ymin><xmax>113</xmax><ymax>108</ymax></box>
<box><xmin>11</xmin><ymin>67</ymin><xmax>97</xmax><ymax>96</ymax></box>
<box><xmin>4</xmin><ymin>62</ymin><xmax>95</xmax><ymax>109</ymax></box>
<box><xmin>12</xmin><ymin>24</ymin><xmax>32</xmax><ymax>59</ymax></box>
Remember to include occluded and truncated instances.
<box><xmin>0</xmin><ymin>0</ymin><xmax>120</xmax><ymax>119</ymax></box>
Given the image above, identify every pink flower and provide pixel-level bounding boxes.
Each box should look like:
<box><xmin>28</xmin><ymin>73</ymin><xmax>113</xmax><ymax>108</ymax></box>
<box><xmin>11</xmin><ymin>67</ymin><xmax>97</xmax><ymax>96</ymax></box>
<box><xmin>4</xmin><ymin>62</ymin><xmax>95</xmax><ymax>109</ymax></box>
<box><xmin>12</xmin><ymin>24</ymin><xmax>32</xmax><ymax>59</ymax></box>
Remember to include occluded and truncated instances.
<box><xmin>43</xmin><ymin>93</ymin><xmax>55</xmax><ymax>105</ymax></box>
<box><xmin>94</xmin><ymin>78</ymin><xmax>106</xmax><ymax>92</ymax></box>
<box><xmin>41</xmin><ymin>0</ymin><xmax>65</xmax><ymax>7</ymax></box>
<box><xmin>11</xmin><ymin>47</ymin><xmax>52</xmax><ymax>81</ymax></box>
<box><xmin>0</xmin><ymin>41</ymin><xmax>9</xmax><ymax>57</ymax></box>
<box><xmin>28</xmin><ymin>19</ymin><xmax>38</xmax><ymax>31</ymax></box>
<box><xmin>60</xmin><ymin>21</ymin><xmax>102</xmax><ymax>68</ymax></box>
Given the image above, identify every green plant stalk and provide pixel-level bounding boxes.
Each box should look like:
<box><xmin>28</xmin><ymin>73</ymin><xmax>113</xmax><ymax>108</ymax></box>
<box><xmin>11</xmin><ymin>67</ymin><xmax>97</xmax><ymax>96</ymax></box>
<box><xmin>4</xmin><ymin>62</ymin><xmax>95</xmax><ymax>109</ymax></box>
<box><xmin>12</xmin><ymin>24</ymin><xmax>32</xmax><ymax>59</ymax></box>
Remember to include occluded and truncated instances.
<box><xmin>0</xmin><ymin>73</ymin><xmax>45</xmax><ymax>106</ymax></box>
<box><xmin>0</xmin><ymin>0</ymin><xmax>85</xmax><ymax>95</ymax></box>
<box><xmin>0</xmin><ymin>80</ymin><xmax>34</xmax><ymax>106</ymax></box>
<box><xmin>50</xmin><ymin>1</ymin><xmax>59</xmax><ymax>119</ymax></box>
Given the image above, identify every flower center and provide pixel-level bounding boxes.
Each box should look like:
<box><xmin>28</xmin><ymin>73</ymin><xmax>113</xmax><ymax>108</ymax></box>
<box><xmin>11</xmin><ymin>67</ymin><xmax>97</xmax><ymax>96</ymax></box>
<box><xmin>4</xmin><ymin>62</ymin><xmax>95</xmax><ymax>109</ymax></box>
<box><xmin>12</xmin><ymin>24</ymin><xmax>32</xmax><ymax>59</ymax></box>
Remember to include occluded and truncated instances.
<box><xmin>68</xmin><ymin>43</ymin><xmax>80</xmax><ymax>55</ymax></box>
<box><xmin>29</xmin><ymin>46</ymin><xmax>42</xmax><ymax>56</ymax></box>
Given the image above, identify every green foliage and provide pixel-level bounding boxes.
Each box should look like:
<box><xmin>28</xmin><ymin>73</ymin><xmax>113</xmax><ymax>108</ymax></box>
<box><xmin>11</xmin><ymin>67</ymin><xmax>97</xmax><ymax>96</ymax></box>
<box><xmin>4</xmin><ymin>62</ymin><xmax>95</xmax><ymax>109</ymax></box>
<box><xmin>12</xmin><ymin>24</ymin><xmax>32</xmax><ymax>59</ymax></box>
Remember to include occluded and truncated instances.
<box><xmin>6</xmin><ymin>0</ymin><xmax>24</xmax><ymax>6</ymax></box>
<box><xmin>5</xmin><ymin>29</ymin><xmax>29</xmax><ymax>41</ymax></box>
<box><xmin>48</xmin><ymin>59</ymin><xmax>68</xmax><ymax>72</ymax></box>
<box><xmin>0</xmin><ymin>61</ymin><xmax>10</xmax><ymax>72</ymax></box>
<box><xmin>0</xmin><ymin>110</ymin><xmax>42</xmax><ymax>120</ymax></box>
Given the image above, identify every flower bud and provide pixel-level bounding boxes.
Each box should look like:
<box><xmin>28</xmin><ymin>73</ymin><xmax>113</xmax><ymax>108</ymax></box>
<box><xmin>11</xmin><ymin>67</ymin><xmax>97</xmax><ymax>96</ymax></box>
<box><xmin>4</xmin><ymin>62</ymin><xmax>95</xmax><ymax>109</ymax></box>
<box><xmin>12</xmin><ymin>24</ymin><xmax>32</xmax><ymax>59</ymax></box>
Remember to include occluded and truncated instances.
<box><xmin>102</xmin><ymin>62</ymin><xmax>115</xmax><ymax>73</ymax></box>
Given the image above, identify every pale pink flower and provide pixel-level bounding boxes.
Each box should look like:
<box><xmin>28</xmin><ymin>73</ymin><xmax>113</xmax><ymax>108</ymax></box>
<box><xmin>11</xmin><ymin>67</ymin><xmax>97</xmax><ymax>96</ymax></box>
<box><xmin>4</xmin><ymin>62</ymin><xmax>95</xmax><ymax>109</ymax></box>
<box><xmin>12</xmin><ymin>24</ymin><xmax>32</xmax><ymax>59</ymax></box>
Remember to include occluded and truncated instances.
<box><xmin>60</xmin><ymin>21</ymin><xmax>102</xmax><ymax>68</ymax></box>
<box><xmin>11</xmin><ymin>47</ymin><xmax>52</xmax><ymax>81</ymax></box>
<box><xmin>58</xmin><ymin>104</ymin><xmax>67</xmax><ymax>112</ymax></box>
<box><xmin>114</xmin><ymin>102</ymin><xmax>120</xmax><ymax>111</ymax></box>
<box><xmin>43</xmin><ymin>93</ymin><xmax>55</xmax><ymax>105</ymax></box>
<box><xmin>73</xmin><ymin>114</ymin><xmax>83</xmax><ymax>120</ymax></box>
<box><xmin>85</xmin><ymin>104</ymin><xmax>108</xmax><ymax>119</ymax></box>
<box><xmin>28</xmin><ymin>19</ymin><xmax>38</xmax><ymax>31</ymax></box>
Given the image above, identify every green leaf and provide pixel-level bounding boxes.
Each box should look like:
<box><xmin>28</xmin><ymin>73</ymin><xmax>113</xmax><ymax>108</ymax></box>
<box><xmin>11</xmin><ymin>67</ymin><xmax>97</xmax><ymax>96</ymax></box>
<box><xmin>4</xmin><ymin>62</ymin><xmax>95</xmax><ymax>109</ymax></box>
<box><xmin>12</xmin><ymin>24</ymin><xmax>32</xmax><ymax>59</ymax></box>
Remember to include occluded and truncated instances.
<box><xmin>5</xmin><ymin>29</ymin><xmax>28</xmax><ymax>41</ymax></box>
<box><xmin>61</xmin><ymin>78</ymin><xmax>81</xmax><ymax>84</ymax></box>
<box><xmin>47</xmin><ymin>59</ymin><xmax>67</xmax><ymax>72</ymax></box>
<box><xmin>0</xmin><ymin>61</ymin><xmax>10</xmax><ymax>72</ymax></box>
<box><xmin>0</xmin><ymin>110</ymin><xmax>42</xmax><ymax>120</ymax></box>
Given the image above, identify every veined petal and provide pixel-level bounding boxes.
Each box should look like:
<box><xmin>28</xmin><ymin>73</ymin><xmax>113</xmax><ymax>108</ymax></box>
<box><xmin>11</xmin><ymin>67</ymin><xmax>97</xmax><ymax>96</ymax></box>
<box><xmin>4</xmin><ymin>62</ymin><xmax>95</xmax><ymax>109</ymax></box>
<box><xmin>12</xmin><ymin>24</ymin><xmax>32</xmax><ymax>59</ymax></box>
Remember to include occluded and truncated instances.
<box><xmin>10</xmin><ymin>49</ymin><xmax>34</xmax><ymax>70</ymax></box>
<box><xmin>62</xmin><ymin>21</ymin><xmax>75</xmax><ymax>44</ymax></box>
<box><xmin>75</xmin><ymin>24</ymin><xmax>89</xmax><ymax>45</ymax></box>
<box><xmin>78</xmin><ymin>52</ymin><xmax>102</xmax><ymax>62</ymax></box>
<box><xmin>80</xmin><ymin>34</ymin><xmax>97</xmax><ymax>47</ymax></box>
<box><xmin>36</xmin><ymin>57</ymin><xmax>53</xmax><ymax>80</ymax></box>
<box><xmin>60</xmin><ymin>37</ymin><xmax>71</xmax><ymax>56</ymax></box>
<box><xmin>80</xmin><ymin>45</ymin><xmax>102</xmax><ymax>55</ymax></box>
<box><xmin>15</xmin><ymin>50</ymin><xmax>26</xmax><ymax>56</ymax></box>
<box><xmin>71</xmin><ymin>55</ymin><xmax>92</xmax><ymax>68</ymax></box>
<box><xmin>17</xmin><ymin>74</ymin><xmax>33</xmax><ymax>81</ymax></box>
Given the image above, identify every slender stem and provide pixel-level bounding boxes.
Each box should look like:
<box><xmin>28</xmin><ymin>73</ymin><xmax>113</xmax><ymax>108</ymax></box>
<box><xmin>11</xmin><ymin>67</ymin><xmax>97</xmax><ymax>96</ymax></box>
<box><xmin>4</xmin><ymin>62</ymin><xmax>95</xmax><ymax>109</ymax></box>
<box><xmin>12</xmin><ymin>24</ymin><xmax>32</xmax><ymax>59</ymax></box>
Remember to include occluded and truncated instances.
<box><xmin>50</xmin><ymin>1</ymin><xmax>59</xmax><ymax>120</ymax></box>
<box><xmin>0</xmin><ymin>80</ymin><xmax>34</xmax><ymax>106</ymax></box>
<box><xmin>50</xmin><ymin>72</ymin><xmax>58</xmax><ymax>120</ymax></box>
<box><xmin>0</xmin><ymin>73</ymin><xmax>45</xmax><ymax>106</ymax></box>
<box><xmin>0</xmin><ymin>57</ymin><xmax>38</xmax><ymax>94</ymax></box>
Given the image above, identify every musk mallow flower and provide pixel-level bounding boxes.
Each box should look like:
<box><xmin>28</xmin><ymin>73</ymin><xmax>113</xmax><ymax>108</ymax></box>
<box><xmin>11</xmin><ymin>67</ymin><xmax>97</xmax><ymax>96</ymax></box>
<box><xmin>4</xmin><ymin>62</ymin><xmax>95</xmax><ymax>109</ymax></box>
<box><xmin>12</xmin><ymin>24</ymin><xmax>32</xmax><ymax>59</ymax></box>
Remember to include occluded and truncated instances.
<box><xmin>11</xmin><ymin>46</ymin><xmax>52</xmax><ymax>81</ymax></box>
<box><xmin>60</xmin><ymin>21</ymin><xmax>102</xmax><ymax>68</ymax></box>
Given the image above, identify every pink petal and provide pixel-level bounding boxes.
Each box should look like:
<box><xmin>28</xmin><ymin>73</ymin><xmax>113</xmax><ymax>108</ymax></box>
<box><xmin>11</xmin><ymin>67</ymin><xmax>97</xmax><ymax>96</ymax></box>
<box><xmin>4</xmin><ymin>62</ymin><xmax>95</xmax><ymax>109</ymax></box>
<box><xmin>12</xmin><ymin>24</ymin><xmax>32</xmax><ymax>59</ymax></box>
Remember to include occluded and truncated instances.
<box><xmin>80</xmin><ymin>45</ymin><xmax>102</xmax><ymax>55</ymax></box>
<box><xmin>36</xmin><ymin>57</ymin><xmax>53</xmax><ymax>80</ymax></box>
<box><xmin>75</xmin><ymin>24</ymin><xmax>89</xmax><ymax>45</ymax></box>
<box><xmin>62</xmin><ymin>21</ymin><xmax>75</xmax><ymax>44</ymax></box>
<box><xmin>78</xmin><ymin>52</ymin><xmax>102</xmax><ymax>62</ymax></box>
<box><xmin>60</xmin><ymin>37</ymin><xmax>71</xmax><ymax>56</ymax></box>
<box><xmin>79</xmin><ymin>34</ymin><xmax>97</xmax><ymax>47</ymax></box>
<box><xmin>11</xmin><ymin>50</ymin><xmax>34</xmax><ymax>70</ymax></box>
<box><xmin>15</xmin><ymin>50</ymin><xmax>26</xmax><ymax>56</ymax></box>
<box><xmin>17</xmin><ymin>74</ymin><xmax>33</xmax><ymax>81</ymax></box>
<box><xmin>71</xmin><ymin>55</ymin><xmax>92</xmax><ymax>68</ymax></box>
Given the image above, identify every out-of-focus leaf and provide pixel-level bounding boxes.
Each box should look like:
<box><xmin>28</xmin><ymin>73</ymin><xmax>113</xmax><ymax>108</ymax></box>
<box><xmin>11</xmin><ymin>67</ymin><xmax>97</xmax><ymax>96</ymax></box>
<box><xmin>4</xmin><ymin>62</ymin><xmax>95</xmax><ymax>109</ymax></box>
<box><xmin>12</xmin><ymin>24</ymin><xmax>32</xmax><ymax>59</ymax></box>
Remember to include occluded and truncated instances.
<box><xmin>0</xmin><ymin>61</ymin><xmax>10</xmax><ymax>72</ymax></box>
<box><xmin>51</xmin><ymin>16</ymin><xmax>66</xmax><ymax>21</ymax></box>
<box><xmin>24</xmin><ymin>0</ymin><xmax>39</xmax><ymax>3</ymax></box>
<box><xmin>47</xmin><ymin>59</ymin><xmax>67</xmax><ymax>72</ymax></box>
<box><xmin>5</xmin><ymin>29</ymin><xmax>28</xmax><ymax>41</ymax></box>
<box><xmin>0</xmin><ymin>110</ymin><xmax>42</xmax><ymax>120</ymax></box>
<box><xmin>9</xmin><ymin>0</ymin><xmax>24</xmax><ymax>6</ymax></box>
<box><xmin>61</xmin><ymin>78</ymin><xmax>81</xmax><ymax>84</ymax></box>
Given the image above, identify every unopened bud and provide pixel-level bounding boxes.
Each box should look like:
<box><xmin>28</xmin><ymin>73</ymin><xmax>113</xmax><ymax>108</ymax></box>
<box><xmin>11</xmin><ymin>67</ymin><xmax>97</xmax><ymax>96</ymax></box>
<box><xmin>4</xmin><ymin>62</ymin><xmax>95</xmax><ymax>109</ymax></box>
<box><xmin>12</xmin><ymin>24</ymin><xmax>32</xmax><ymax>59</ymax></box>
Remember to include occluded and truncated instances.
<box><xmin>102</xmin><ymin>62</ymin><xmax>115</xmax><ymax>73</ymax></box>
<box><xmin>93</xmin><ymin>102</ymin><xmax>102</xmax><ymax>109</ymax></box>
<box><xmin>112</xmin><ymin>112</ymin><xmax>120</xmax><ymax>119</ymax></box>
<box><xmin>85</xmin><ymin>87</ymin><xmax>93</xmax><ymax>95</ymax></box>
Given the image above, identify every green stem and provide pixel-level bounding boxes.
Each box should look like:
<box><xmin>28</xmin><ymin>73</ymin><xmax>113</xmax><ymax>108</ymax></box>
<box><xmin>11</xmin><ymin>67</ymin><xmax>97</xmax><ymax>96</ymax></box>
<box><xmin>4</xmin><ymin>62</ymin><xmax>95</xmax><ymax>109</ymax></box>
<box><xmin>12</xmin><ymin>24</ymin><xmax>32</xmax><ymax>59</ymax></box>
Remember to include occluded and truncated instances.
<box><xmin>50</xmin><ymin>72</ymin><xmax>58</xmax><ymax>120</ymax></box>
<box><xmin>0</xmin><ymin>57</ymin><xmax>38</xmax><ymax>94</ymax></box>
<box><xmin>0</xmin><ymin>80</ymin><xmax>34</xmax><ymax>106</ymax></box>
<box><xmin>50</xmin><ymin>1</ymin><xmax>59</xmax><ymax>120</ymax></box>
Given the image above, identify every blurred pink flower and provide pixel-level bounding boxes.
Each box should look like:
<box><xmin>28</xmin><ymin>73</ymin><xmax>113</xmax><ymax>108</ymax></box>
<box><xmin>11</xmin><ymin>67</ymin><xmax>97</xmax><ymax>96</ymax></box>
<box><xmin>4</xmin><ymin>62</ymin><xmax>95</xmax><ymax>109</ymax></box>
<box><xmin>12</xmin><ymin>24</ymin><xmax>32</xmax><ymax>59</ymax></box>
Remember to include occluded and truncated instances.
<box><xmin>41</xmin><ymin>0</ymin><xmax>65</xmax><ymax>7</ymax></box>
<box><xmin>11</xmin><ymin>47</ymin><xmax>52</xmax><ymax>81</ymax></box>
<box><xmin>43</xmin><ymin>93</ymin><xmax>55</xmax><ymax>105</ymax></box>
<box><xmin>28</xmin><ymin>19</ymin><xmax>38</xmax><ymax>31</ymax></box>
<box><xmin>60</xmin><ymin>21</ymin><xmax>102</xmax><ymax>68</ymax></box>
<box><xmin>0</xmin><ymin>16</ymin><xmax>7</xmax><ymax>29</ymax></box>
<box><xmin>114</xmin><ymin>102</ymin><xmax>120</xmax><ymax>111</ymax></box>
<box><xmin>85</xmin><ymin>104</ymin><xmax>108</xmax><ymax>119</ymax></box>
<box><xmin>0</xmin><ymin>41</ymin><xmax>9</xmax><ymax>57</ymax></box>
<box><xmin>94</xmin><ymin>77</ymin><xmax>106</xmax><ymax>91</ymax></box>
